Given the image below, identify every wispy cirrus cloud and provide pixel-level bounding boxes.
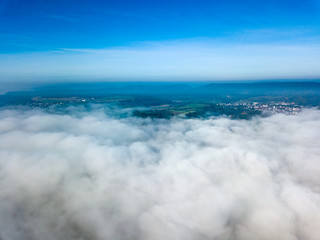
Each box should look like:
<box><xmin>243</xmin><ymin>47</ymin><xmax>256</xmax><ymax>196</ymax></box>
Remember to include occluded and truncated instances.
<box><xmin>45</xmin><ymin>14</ymin><xmax>78</xmax><ymax>22</ymax></box>
<box><xmin>1</xmin><ymin>38</ymin><xmax>320</xmax><ymax>82</ymax></box>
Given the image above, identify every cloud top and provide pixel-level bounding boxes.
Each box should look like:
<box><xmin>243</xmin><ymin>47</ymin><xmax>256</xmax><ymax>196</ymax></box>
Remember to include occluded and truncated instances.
<box><xmin>0</xmin><ymin>107</ymin><xmax>319</xmax><ymax>240</ymax></box>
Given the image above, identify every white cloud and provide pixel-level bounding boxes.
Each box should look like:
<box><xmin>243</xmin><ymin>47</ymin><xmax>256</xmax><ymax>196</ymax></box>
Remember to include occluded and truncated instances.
<box><xmin>0</xmin><ymin>107</ymin><xmax>319</xmax><ymax>240</ymax></box>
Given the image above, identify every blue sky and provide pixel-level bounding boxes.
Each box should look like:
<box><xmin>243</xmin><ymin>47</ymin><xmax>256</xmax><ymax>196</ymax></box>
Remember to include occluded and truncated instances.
<box><xmin>1</xmin><ymin>0</ymin><xmax>320</xmax><ymax>81</ymax></box>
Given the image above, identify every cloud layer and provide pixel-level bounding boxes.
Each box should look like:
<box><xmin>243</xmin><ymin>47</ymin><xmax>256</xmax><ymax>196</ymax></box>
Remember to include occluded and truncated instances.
<box><xmin>0</xmin><ymin>106</ymin><xmax>320</xmax><ymax>240</ymax></box>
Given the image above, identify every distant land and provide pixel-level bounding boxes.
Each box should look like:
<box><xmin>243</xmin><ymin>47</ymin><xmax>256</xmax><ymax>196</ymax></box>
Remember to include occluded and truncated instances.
<box><xmin>1</xmin><ymin>81</ymin><xmax>320</xmax><ymax>119</ymax></box>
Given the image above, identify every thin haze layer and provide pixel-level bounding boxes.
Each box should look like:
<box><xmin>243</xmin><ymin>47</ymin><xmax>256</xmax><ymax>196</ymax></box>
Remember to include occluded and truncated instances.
<box><xmin>0</xmin><ymin>107</ymin><xmax>319</xmax><ymax>240</ymax></box>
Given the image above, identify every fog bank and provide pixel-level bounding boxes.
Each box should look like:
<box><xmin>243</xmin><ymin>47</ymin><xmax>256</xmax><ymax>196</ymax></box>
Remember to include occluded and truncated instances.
<box><xmin>0</xmin><ymin>107</ymin><xmax>319</xmax><ymax>240</ymax></box>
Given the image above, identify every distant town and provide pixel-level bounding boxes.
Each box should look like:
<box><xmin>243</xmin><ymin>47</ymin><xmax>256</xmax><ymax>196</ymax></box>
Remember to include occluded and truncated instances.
<box><xmin>218</xmin><ymin>101</ymin><xmax>302</xmax><ymax>115</ymax></box>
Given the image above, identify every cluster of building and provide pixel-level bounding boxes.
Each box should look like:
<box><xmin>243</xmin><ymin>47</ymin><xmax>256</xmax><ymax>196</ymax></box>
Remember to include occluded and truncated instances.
<box><xmin>219</xmin><ymin>101</ymin><xmax>302</xmax><ymax>115</ymax></box>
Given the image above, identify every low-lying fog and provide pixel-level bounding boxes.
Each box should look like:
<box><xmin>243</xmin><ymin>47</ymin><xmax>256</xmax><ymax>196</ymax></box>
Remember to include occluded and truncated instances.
<box><xmin>0</xmin><ymin>106</ymin><xmax>319</xmax><ymax>240</ymax></box>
